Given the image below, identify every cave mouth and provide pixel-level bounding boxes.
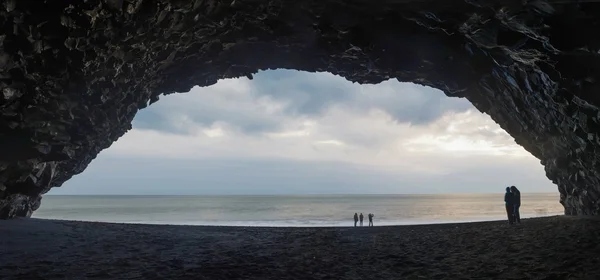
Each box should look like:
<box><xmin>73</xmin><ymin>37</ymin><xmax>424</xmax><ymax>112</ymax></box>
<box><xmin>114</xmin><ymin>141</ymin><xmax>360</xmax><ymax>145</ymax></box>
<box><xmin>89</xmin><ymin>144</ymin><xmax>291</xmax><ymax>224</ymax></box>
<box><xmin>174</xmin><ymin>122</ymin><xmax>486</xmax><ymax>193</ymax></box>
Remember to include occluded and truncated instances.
<box><xmin>1</xmin><ymin>0</ymin><xmax>600</xmax><ymax>218</ymax></box>
<box><xmin>32</xmin><ymin>69</ymin><xmax>563</xmax><ymax>225</ymax></box>
<box><xmin>45</xmin><ymin>69</ymin><xmax>553</xmax><ymax>196</ymax></box>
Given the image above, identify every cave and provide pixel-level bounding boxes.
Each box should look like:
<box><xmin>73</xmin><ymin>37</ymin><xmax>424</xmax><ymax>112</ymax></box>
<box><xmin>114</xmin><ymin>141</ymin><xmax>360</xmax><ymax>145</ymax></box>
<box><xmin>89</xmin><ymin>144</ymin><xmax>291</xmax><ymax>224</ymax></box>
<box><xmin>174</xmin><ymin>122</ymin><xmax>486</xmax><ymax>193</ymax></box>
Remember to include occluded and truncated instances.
<box><xmin>1</xmin><ymin>0</ymin><xmax>600</xmax><ymax>218</ymax></box>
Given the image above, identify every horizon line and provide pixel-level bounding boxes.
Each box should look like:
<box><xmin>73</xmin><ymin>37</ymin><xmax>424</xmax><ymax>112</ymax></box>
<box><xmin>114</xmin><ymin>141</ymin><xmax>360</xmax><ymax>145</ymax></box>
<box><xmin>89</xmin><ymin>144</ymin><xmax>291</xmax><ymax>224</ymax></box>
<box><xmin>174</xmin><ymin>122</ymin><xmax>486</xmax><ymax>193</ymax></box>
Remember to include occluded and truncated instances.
<box><xmin>44</xmin><ymin>192</ymin><xmax>558</xmax><ymax>196</ymax></box>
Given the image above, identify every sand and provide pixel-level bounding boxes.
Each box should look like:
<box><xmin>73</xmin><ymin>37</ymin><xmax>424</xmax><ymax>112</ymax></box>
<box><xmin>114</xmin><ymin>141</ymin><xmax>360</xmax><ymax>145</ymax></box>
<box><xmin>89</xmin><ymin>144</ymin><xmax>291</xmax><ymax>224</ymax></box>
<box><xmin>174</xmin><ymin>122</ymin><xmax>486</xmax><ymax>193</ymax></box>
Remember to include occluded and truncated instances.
<box><xmin>1</xmin><ymin>216</ymin><xmax>600</xmax><ymax>279</ymax></box>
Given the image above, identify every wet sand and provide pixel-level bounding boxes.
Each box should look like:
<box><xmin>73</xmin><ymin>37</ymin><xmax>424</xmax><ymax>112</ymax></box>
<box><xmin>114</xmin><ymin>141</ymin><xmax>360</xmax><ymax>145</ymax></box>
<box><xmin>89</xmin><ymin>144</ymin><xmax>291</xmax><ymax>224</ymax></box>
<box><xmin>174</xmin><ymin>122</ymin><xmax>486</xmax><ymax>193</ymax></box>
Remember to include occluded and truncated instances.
<box><xmin>1</xmin><ymin>216</ymin><xmax>599</xmax><ymax>279</ymax></box>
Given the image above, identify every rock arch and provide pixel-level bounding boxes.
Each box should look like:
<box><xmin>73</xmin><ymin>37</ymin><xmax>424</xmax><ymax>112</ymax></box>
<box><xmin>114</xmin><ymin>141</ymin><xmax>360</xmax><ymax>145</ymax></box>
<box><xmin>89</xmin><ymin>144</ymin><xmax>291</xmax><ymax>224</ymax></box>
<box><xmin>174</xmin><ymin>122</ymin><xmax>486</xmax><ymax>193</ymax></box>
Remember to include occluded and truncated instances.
<box><xmin>1</xmin><ymin>0</ymin><xmax>600</xmax><ymax>218</ymax></box>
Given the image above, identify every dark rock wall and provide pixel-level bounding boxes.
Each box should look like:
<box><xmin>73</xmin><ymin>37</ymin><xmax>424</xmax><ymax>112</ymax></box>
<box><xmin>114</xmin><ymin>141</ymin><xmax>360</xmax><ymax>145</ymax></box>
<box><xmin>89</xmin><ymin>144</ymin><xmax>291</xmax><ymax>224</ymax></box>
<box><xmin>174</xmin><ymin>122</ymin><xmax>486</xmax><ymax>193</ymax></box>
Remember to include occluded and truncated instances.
<box><xmin>1</xmin><ymin>0</ymin><xmax>600</xmax><ymax>218</ymax></box>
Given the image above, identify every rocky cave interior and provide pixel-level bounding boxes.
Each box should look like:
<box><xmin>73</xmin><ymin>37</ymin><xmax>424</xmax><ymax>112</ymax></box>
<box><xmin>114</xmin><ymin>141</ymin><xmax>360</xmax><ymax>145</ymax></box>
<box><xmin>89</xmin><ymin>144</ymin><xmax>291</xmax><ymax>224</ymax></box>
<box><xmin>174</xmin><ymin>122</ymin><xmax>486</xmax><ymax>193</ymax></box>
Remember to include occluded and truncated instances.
<box><xmin>1</xmin><ymin>0</ymin><xmax>600</xmax><ymax>218</ymax></box>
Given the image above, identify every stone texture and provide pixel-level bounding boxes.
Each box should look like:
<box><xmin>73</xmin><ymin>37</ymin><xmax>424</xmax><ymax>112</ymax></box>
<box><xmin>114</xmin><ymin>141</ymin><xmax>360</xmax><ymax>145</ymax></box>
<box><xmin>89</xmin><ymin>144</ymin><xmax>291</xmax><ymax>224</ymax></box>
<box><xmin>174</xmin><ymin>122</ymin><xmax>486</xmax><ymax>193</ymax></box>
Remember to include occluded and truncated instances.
<box><xmin>1</xmin><ymin>0</ymin><xmax>600</xmax><ymax>218</ymax></box>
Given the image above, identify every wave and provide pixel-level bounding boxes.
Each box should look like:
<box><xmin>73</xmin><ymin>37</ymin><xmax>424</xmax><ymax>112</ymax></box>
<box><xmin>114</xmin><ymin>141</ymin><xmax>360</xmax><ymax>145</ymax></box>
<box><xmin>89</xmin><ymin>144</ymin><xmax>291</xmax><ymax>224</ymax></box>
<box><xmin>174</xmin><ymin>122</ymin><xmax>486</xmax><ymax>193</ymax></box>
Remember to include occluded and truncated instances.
<box><xmin>40</xmin><ymin>212</ymin><xmax>561</xmax><ymax>227</ymax></box>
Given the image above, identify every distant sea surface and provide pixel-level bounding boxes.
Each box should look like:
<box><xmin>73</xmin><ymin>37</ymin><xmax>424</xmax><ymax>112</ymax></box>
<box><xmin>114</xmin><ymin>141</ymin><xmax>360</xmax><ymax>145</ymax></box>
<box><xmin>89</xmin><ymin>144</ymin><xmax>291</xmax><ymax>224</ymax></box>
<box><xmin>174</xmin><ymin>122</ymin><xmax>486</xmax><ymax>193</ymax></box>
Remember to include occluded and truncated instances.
<box><xmin>33</xmin><ymin>193</ymin><xmax>564</xmax><ymax>227</ymax></box>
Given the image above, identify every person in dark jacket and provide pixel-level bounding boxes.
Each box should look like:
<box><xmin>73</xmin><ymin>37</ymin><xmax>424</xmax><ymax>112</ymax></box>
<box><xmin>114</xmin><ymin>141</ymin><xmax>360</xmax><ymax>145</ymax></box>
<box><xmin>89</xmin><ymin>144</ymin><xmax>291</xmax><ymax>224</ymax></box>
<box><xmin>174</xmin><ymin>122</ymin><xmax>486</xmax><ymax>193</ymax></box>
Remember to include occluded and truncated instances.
<box><xmin>354</xmin><ymin>213</ymin><xmax>358</xmax><ymax>227</ymax></box>
<box><xmin>510</xmin><ymin>186</ymin><xmax>521</xmax><ymax>224</ymax></box>
<box><xmin>504</xmin><ymin>187</ymin><xmax>514</xmax><ymax>224</ymax></box>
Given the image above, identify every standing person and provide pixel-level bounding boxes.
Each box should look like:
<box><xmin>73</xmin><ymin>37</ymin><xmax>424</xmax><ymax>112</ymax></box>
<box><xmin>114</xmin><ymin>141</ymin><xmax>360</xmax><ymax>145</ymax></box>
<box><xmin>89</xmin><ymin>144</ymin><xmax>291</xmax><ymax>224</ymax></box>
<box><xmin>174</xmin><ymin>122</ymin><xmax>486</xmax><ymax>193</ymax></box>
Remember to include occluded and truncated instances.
<box><xmin>359</xmin><ymin>213</ymin><xmax>364</xmax><ymax>226</ymax></box>
<box><xmin>354</xmin><ymin>213</ymin><xmax>358</xmax><ymax>227</ymax></box>
<box><xmin>511</xmin><ymin>186</ymin><xmax>521</xmax><ymax>224</ymax></box>
<box><xmin>504</xmin><ymin>187</ymin><xmax>514</xmax><ymax>225</ymax></box>
<box><xmin>368</xmin><ymin>213</ymin><xmax>374</xmax><ymax>227</ymax></box>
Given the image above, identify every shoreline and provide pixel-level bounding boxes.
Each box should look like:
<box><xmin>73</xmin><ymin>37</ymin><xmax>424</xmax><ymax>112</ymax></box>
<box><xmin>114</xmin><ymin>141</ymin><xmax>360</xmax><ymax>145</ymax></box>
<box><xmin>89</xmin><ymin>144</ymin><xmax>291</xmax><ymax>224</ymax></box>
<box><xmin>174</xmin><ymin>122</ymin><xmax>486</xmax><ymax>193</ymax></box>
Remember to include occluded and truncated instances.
<box><xmin>26</xmin><ymin>214</ymin><xmax>560</xmax><ymax>228</ymax></box>
<box><xmin>2</xmin><ymin>216</ymin><xmax>599</xmax><ymax>279</ymax></box>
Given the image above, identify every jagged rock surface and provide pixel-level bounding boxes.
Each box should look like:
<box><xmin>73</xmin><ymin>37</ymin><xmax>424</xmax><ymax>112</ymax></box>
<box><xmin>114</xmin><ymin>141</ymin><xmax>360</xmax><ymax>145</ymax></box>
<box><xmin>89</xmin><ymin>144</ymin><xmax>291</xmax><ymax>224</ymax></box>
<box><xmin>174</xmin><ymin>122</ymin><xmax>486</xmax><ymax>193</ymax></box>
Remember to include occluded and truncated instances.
<box><xmin>1</xmin><ymin>0</ymin><xmax>600</xmax><ymax>218</ymax></box>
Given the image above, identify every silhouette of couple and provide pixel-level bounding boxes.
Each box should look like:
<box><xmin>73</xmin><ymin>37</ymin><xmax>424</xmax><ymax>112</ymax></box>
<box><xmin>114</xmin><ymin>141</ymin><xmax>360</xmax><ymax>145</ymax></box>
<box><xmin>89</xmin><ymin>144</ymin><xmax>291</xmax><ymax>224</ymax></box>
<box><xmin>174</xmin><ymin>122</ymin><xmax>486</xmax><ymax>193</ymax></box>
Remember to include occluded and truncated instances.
<box><xmin>504</xmin><ymin>186</ymin><xmax>521</xmax><ymax>225</ymax></box>
<box><xmin>353</xmin><ymin>212</ymin><xmax>374</xmax><ymax>227</ymax></box>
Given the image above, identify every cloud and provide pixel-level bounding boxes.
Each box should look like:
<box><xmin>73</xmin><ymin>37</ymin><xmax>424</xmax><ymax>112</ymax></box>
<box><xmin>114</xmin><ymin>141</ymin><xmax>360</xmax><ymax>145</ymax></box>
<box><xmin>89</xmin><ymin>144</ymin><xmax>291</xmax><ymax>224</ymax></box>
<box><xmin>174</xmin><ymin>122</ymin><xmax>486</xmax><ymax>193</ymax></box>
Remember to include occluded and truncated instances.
<box><xmin>49</xmin><ymin>69</ymin><xmax>556</xmax><ymax>195</ymax></box>
<box><xmin>134</xmin><ymin>78</ymin><xmax>286</xmax><ymax>135</ymax></box>
<box><xmin>107</xmin><ymin>107</ymin><xmax>531</xmax><ymax>178</ymax></box>
<box><xmin>55</xmin><ymin>154</ymin><xmax>551</xmax><ymax>195</ymax></box>
<box><xmin>133</xmin><ymin>70</ymin><xmax>473</xmax><ymax>136</ymax></box>
<box><xmin>253</xmin><ymin>71</ymin><xmax>472</xmax><ymax>124</ymax></box>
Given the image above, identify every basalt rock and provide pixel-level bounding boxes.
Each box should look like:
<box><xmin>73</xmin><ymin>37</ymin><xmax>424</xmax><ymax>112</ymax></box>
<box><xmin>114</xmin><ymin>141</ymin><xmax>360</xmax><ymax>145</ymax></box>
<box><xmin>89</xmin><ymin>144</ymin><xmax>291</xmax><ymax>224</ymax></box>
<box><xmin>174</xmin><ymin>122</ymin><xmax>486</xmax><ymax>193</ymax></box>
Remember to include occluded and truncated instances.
<box><xmin>1</xmin><ymin>0</ymin><xmax>600</xmax><ymax>218</ymax></box>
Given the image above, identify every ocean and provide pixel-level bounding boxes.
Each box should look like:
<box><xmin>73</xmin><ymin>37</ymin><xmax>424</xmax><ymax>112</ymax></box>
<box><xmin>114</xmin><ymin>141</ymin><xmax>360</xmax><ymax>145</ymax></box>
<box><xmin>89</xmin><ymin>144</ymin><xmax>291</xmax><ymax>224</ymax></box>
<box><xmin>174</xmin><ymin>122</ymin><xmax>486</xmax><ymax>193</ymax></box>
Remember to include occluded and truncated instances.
<box><xmin>33</xmin><ymin>193</ymin><xmax>564</xmax><ymax>227</ymax></box>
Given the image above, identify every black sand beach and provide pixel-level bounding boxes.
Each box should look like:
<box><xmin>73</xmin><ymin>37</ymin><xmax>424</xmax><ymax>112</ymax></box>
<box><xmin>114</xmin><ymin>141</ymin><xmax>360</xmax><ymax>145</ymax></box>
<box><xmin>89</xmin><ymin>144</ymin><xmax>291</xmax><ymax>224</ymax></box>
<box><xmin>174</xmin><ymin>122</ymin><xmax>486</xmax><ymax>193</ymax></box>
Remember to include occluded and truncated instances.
<box><xmin>1</xmin><ymin>216</ymin><xmax>599</xmax><ymax>279</ymax></box>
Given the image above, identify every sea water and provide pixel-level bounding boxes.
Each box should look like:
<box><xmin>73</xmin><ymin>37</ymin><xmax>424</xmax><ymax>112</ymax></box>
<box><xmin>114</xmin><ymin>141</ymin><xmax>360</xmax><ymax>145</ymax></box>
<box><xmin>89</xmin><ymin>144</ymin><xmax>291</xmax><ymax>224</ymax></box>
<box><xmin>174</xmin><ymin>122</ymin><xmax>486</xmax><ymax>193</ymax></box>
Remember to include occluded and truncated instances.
<box><xmin>33</xmin><ymin>193</ymin><xmax>564</xmax><ymax>227</ymax></box>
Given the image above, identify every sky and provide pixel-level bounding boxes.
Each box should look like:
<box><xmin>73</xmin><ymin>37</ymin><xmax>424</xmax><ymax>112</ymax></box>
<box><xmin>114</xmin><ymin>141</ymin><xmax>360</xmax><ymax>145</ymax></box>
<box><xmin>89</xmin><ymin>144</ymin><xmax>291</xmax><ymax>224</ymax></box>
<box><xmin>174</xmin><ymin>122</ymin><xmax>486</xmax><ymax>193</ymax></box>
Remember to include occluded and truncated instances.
<box><xmin>49</xmin><ymin>70</ymin><xmax>557</xmax><ymax>195</ymax></box>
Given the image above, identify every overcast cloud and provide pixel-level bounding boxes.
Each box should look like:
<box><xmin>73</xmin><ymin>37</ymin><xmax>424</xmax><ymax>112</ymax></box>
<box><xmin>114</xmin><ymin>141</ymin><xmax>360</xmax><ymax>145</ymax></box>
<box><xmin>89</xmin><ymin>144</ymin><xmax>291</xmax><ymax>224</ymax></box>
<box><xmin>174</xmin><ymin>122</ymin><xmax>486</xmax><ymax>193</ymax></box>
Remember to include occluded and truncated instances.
<box><xmin>49</xmin><ymin>70</ymin><xmax>557</xmax><ymax>195</ymax></box>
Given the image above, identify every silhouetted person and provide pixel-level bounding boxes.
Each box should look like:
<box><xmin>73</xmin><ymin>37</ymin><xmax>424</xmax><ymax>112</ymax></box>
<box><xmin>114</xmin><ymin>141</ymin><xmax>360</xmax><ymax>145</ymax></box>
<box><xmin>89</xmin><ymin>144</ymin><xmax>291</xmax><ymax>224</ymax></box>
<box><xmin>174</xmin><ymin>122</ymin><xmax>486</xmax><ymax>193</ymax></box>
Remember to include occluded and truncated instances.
<box><xmin>368</xmin><ymin>213</ymin><xmax>374</xmax><ymax>226</ymax></box>
<box><xmin>354</xmin><ymin>213</ymin><xmax>358</xmax><ymax>227</ymax></box>
<box><xmin>505</xmin><ymin>187</ymin><xmax>514</xmax><ymax>224</ymax></box>
<box><xmin>359</xmin><ymin>213</ymin><xmax>364</xmax><ymax>226</ymax></box>
<box><xmin>511</xmin><ymin>186</ymin><xmax>521</xmax><ymax>224</ymax></box>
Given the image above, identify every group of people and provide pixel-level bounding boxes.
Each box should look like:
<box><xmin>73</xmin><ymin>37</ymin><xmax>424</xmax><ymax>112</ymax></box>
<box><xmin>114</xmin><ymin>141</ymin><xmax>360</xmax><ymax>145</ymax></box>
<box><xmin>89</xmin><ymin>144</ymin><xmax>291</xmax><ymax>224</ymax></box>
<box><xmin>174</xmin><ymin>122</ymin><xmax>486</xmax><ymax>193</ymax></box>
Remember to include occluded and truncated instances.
<box><xmin>504</xmin><ymin>185</ymin><xmax>521</xmax><ymax>224</ymax></box>
<box><xmin>350</xmin><ymin>188</ymin><xmax>521</xmax><ymax>227</ymax></box>
<box><xmin>353</xmin><ymin>212</ymin><xmax>374</xmax><ymax>227</ymax></box>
